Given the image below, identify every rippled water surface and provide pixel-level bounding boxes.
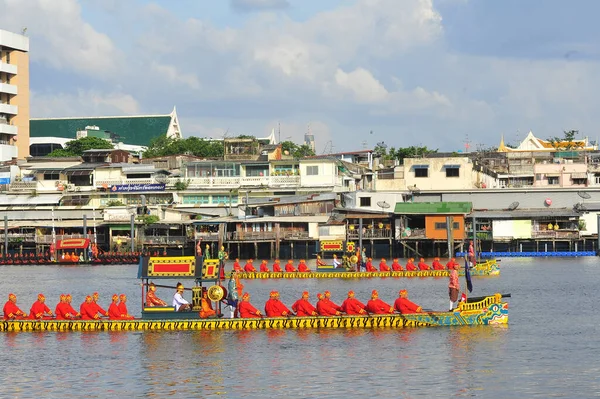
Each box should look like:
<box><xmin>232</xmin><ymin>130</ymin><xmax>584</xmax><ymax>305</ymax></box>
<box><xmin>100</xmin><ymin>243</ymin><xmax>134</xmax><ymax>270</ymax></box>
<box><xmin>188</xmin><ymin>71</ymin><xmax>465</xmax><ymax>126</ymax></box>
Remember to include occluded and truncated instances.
<box><xmin>1</xmin><ymin>257</ymin><xmax>599</xmax><ymax>398</ymax></box>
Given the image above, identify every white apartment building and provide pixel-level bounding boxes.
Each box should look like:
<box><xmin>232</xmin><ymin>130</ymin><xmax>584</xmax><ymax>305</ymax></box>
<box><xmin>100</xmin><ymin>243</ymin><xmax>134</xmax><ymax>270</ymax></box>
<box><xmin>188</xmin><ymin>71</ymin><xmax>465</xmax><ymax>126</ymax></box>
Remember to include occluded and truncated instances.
<box><xmin>0</xmin><ymin>29</ymin><xmax>29</xmax><ymax>161</ymax></box>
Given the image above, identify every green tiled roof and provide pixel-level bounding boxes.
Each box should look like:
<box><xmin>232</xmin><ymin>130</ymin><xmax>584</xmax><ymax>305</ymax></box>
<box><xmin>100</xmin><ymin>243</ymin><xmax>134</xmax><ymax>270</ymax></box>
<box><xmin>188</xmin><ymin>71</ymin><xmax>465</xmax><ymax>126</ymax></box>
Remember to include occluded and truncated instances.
<box><xmin>30</xmin><ymin>115</ymin><xmax>172</xmax><ymax>146</ymax></box>
<box><xmin>394</xmin><ymin>202</ymin><xmax>472</xmax><ymax>214</ymax></box>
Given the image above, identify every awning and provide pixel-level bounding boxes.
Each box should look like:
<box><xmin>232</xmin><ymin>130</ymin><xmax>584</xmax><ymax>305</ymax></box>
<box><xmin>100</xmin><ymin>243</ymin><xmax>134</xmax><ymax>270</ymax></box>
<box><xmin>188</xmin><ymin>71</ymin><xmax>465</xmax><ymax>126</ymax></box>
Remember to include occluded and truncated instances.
<box><xmin>110</xmin><ymin>225</ymin><xmax>132</xmax><ymax>231</ymax></box>
<box><xmin>0</xmin><ymin>194</ymin><xmax>63</xmax><ymax>206</ymax></box>
<box><xmin>443</xmin><ymin>164</ymin><xmax>461</xmax><ymax>168</ymax></box>
<box><xmin>546</xmin><ymin>174</ymin><xmax>560</xmax><ymax>177</ymax></box>
<box><xmin>413</xmin><ymin>165</ymin><xmax>429</xmax><ymax>169</ymax></box>
<box><xmin>571</xmin><ymin>173</ymin><xmax>588</xmax><ymax>179</ymax></box>
<box><xmin>64</xmin><ymin>169</ymin><xmax>93</xmax><ymax>176</ymax></box>
<box><xmin>57</xmin><ymin>238</ymin><xmax>90</xmax><ymax>250</ymax></box>
<box><xmin>31</xmin><ymin>168</ymin><xmax>63</xmax><ymax>173</ymax></box>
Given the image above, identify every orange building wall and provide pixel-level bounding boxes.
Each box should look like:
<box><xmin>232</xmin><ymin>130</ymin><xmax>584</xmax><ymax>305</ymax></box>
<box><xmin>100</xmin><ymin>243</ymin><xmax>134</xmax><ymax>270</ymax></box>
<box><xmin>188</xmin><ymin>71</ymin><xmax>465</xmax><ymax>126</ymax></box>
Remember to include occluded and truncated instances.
<box><xmin>10</xmin><ymin>50</ymin><xmax>29</xmax><ymax>159</ymax></box>
<box><xmin>425</xmin><ymin>215</ymin><xmax>465</xmax><ymax>240</ymax></box>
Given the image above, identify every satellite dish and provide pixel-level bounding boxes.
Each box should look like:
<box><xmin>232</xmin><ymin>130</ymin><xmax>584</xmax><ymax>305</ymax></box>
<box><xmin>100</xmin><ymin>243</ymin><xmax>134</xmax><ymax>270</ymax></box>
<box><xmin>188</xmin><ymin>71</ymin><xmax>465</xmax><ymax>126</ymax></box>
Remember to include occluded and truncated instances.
<box><xmin>574</xmin><ymin>203</ymin><xmax>587</xmax><ymax>212</ymax></box>
<box><xmin>377</xmin><ymin>201</ymin><xmax>390</xmax><ymax>210</ymax></box>
<box><xmin>508</xmin><ymin>201</ymin><xmax>519</xmax><ymax>211</ymax></box>
<box><xmin>578</xmin><ymin>191</ymin><xmax>591</xmax><ymax>199</ymax></box>
<box><xmin>408</xmin><ymin>185</ymin><xmax>421</xmax><ymax>194</ymax></box>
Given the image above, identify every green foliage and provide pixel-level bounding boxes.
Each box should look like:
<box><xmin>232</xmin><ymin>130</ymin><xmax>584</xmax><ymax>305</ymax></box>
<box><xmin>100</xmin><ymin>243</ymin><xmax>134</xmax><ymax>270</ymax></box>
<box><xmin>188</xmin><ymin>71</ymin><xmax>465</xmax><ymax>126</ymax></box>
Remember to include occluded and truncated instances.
<box><xmin>384</xmin><ymin>146</ymin><xmax>438</xmax><ymax>164</ymax></box>
<box><xmin>143</xmin><ymin>136</ymin><xmax>224</xmax><ymax>158</ymax></box>
<box><xmin>138</xmin><ymin>214</ymin><xmax>159</xmax><ymax>225</ymax></box>
<box><xmin>236</xmin><ymin>135</ymin><xmax>256</xmax><ymax>139</ymax></box>
<box><xmin>279</xmin><ymin>140</ymin><xmax>314</xmax><ymax>158</ymax></box>
<box><xmin>106</xmin><ymin>200</ymin><xmax>125</xmax><ymax>207</ymax></box>
<box><xmin>548</xmin><ymin>130</ymin><xmax>580</xmax><ymax>150</ymax></box>
<box><xmin>174</xmin><ymin>179</ymin><xmax>190</xmax><ymax>191</ymax></box>
<box><xmin>48</xmin><ymin>136</ymin><xmax>114</xmax><ymax>157</ymax></box>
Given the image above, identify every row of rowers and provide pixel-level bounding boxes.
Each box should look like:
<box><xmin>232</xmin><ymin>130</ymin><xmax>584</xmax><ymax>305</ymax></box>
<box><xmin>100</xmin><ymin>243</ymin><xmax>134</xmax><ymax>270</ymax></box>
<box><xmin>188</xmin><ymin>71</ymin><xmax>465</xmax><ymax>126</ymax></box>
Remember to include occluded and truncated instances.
<box><xmin>236</xmin><ymin>289</ymin><xmax>423</xmax><ymax>318</ymax></box>
<box><xmin>2</xmin><ymin>292</ymin><xmax>135</xmax><ymax>320</ymax></box>
<box><xmin>232</xmin><ymin>257</ymin><xmax>462</xmax><ymax>273</ymax></box>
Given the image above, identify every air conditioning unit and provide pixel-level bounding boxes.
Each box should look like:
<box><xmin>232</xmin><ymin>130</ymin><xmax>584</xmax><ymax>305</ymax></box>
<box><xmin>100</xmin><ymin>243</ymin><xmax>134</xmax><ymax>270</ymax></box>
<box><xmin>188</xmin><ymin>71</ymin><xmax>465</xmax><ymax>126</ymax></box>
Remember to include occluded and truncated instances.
<box><xmin>66</xmin><ymin>184</ymin><xmax>75</xmax><ymax>191</ymax></box>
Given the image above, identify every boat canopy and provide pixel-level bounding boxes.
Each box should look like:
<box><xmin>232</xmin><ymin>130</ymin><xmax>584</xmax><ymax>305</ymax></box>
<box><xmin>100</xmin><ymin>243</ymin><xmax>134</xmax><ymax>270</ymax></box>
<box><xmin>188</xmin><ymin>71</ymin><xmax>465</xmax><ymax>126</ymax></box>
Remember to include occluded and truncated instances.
<box><xmin>137</xmin><ymin>255</ymin><xmax>220</xmax><ymax>282</ymax></box>
<box><xmin>56</xmin><ymin>238</ymin><xmax>91</xmax><ymax>250</ymax></box>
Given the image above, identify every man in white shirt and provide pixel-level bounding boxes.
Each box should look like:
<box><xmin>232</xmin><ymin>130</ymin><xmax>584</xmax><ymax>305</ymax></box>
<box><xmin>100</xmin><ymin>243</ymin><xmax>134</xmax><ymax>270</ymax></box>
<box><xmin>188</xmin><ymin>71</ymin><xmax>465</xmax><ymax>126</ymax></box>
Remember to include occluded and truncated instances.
<box><xmin>332</xmin><ymin>254</ymin><xmax>342</xmax><ymax>268</ymax></box>
<box><xmin>173</xmin><ymin>283</ymin><xmax>191</xmax><ymax>311</ymax></box>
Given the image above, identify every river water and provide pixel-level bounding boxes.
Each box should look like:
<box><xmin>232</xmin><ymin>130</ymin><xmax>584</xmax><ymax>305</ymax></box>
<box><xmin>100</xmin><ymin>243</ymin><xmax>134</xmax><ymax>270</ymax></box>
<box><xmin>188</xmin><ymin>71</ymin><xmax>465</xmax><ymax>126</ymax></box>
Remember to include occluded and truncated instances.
<box><xmin>0</xmin><ymin>257</ymin><xmax>599</xmax><ymax>398</ymax></box>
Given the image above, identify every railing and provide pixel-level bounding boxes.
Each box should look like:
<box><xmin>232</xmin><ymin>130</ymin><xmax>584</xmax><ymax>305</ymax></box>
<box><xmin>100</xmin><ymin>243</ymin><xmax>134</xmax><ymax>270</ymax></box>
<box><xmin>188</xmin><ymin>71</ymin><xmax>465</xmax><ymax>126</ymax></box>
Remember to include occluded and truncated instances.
<box><xmin>142</xmin><ymin>235</ymin><xmax>187</xmax><ymax>245</ymax></box>
<box><xmin>179</xmin><ymin>175</ymin><xmax>301</xmax><ymax>189</ymax></box>
<box><xmin>3</xmin><ymin>233</ymin><xmax>36</xmax><ymax>242</ymax></box>
<box><xmin>195</xmin><ymin>233</ymin><xmax>220</xmax><ymax>241</ymax></box>
<box><xmin>347</xmin><ymin>229</ymin><xmax>393</xmax><ymax>239</ymax></box>
<box><xmin>532</xmin><ymin>230</ymin><xmax>580</xmax><ymax>239</ymax></box>
<box><xmin>96</xmin><ymin>178</ymin><xmax>155</xmax><ymax>187</ymax></box>
<box><xmin>36</xmin><ymin>234</ymin><xmax>105</xmax><ymax>244</ymax></box>
<box><xmin>8</xmin><ymin>181</ymin><xmax>37</xmax><ymax>191</ymax></box>
<box><xmin>229</xmin><ymin>231</ymin><xmax>277</xmax><ymax>241</ymax></box>
<box><xmin>400</xmin><ymin>228</ymin><xmax>426</xmax><ymax>239</ymax></box>
<box><xmin>281</xmin><ymin>231</ymin><xmax>310</xmax><ymax>239</ymax></box>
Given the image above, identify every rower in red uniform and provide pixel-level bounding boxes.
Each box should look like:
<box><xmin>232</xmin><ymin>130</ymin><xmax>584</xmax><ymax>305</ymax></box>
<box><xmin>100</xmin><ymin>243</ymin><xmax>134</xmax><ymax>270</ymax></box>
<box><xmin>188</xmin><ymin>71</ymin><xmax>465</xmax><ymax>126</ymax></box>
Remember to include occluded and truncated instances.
<box><xmin>108</xmin><ymin>294</ymin><xmax>122</xmax><ymax>319</ymax></box>
<box><xmin>341</xmin><ymin>290</ymin><xmax>367</xmax><ymax>315</ymax></box>
<box><xmin>292</xmin><ymin>291</ymin><xmax>317</xmax><ymax>316</ymax></box>
<box><xmin>3</xmin><ymin>293</ymin><xmax>27</xmax><ymax>319</ymax></box>
<box><xmin>394</xmin><ymin>289</ymin><xmax>423</xmax><ymax>314</ymax></box>
<box><xmin>418</xmin><ymin>258</ymin><xmax>430</xmax><ymax>270</ymax></box>
<box><xmin>259</xmin><ymin>260</ymin><xmax>270</xmax><ymax>273</ymax></box>
<box><xmin>446</xmin><ymin>258</ymin><xmax>458</xmax><ymax>270</ymax></box>
<box><xmin>391</xmin><ymin>258</ymin><xmax>403</xmax><ymax>271</ymax></box>
<box><xmin>118</xmin><ymin>294</ymin><xmax>134</xmax><ymax>319</ymax></box>
<box><xmin>55</xmin><ymin>294</ymin><xmax>68</xmax><ymax>320</ymax></box>
<box><xmin>366</xmin><ymin>290</ymin><xmax>394</xmax><ymax>314</ymax></box>
<box><xmin>91</xmin><ymin>292</ymin><xmax>109</xmax><ymax>317</ymax></box>
<box><xmin>244</xmin><ymin>259</ymin><xmax>257</xmax><ymax>273</ymax></box>
<box><xmin>272</xmin><ymin>259</ymin><xmax>282</xmax><ymax>273</ymax></box>
<box><xmin>379</xmin><ymin>258</ymin><xmax>391</xmax><ymax>271</ymax></box>
<box><xmin>80</xmin><ymin>296</ymin><xmax>101</xmax><ymax>320</ymax></box>
<box><xmin>285</xmin><ymin>260</ymin><xmax>297</xmax><ymax>272</ymax></box>
<box><xmin>316</xmin><ymin>293</ymin><xmax>341</xmax><ymax>316</ymax></box>
<box><xmin>63</xmin><ymin>294</ymin><xmax>79</xmax><ymax>319</ymax></box>
<box><xmin>29</xmin><ymin>293</ymin><xmax>53</xmax><ymax>319</ymax></box>
<box><xmin>365</xmin><ymin>258</ymin><xmax>377</xmax><ymax>272</ymax></box>
<box><xmin>323</xmin><ymin>291</ymin><xmax>342</xmax><ymax>312</ymax></box>
<box><xmin>297</xmin><ymin>259</ymin><xmax>310</xmax><ymax>272</ymax></box>
<box><xmin>232</xmin><ymin>258</ymin><xmax>242</xmax><ymax>272</ymax></box>
<box><xmin>405</xmin><ymin>258</ymin><xmax>417</xmax><ymax>271</ymax></box>
<box><xmin>238</xmin><ymin>292</ymin><xmax>262</xmax><ymax>318</ymax></box>
<box><xmin>265</xmin><ymin>291</ymin><xmax>292</xmax><ymax>317</ymax></box>
<box><xmin>432</xmin><ymin>257</ymin><xmax>444</xmax><ymax>270</ymax></box>
<box><xmin>146</xmin><ymin>282</ymin><xmax>168</xmax><ymax>307</ymax></box>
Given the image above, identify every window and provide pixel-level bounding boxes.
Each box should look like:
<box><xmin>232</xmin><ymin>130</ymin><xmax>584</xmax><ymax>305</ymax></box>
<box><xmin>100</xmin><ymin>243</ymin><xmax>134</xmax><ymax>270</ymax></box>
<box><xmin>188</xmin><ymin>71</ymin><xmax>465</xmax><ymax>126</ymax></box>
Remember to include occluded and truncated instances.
<box><xmin>595</xmin><ymin>174</ymin><xmax>600</xmax><ymax>184</ymax></box>
<box><xmin>414</xmin><ymin>165</ymin><xmax>428</xmax><ymax>178</ymax></box>
<box><xmin>548</xmin><ymin>177</ymin><xmax>559</xmax><ymax>185</ymax></box>
<box><xmin>415</xmin><ymin>168</ymin><xmax>428</xmax><ymax>178</ymax></box>
<box><xmin>434</xmin><ymin>222</ymin><xmax>460</xmax><ymax>230</ymax></box>
<box><xmin>212</xmin><ymin>195</ymin><xmax>237</xmax><ymax>204</ymax></box>
<box><xmin>43</xmin><ymin>172</ymin><xmax>60</xmax><ymax>180</ymax></box>
<box><xmin>306</xmin><ymin>166</ymin><xmax>318</xmax><ymax>175</ymax></box>
<box><xmin>536</xmin><ymin>174</ymin><xmax>543</xmax><ymax>181</ymax></box>
<box><xmin>359</xmin><ymin>197</ymin><xmax>371</xmax><ymax>207</ymax></box>
<box><xmin>445</xmin><ymin>166</ymin><xmax>459</xmax><ymax>177</ymax></box>
<box><xmin>183</xmin><ymin>195</ymin><xmax>209</xmax><ymax>205</ymax></box>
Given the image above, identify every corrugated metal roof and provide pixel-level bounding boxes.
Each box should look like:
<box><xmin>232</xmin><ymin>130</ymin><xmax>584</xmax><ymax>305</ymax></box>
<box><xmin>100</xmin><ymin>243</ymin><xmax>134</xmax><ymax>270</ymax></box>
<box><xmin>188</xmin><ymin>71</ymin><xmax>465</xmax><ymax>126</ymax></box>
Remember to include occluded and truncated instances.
<box><xmin>0</xmin><ymin>194</ymin><xmax>63</xmax><ymax>206</ymax></box>
<box><xmin>241</xmin><ymin>215</ymin><xmax>330</xmax><ymax>223</ymax></box>
<box><xmin>394</xmin><ymin>202</ymin><xmax>472</xmax><ymax>214</ymax></box>
<box><xmin>470</xmin><ymin>209</ymin><xmax>579</xmax><ymax>218</ymax></box>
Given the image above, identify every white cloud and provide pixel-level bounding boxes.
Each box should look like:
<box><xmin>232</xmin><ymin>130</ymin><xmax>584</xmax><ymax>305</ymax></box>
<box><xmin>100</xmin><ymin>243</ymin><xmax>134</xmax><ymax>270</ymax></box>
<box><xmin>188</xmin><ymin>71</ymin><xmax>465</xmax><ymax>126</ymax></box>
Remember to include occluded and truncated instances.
<box><xmin>0</xmin><ymin>0</ymin><xmax>121</xmax><ymax>78</ymax></box>
<box><xmin>334</xmin><ymin>68</ymin><xmax>389</xmax><ymax>103</ymax></box>
<box><xmin>31</xmin><ymin>90</ymin><xmax>140</xmax><ymax>117</ymax></box>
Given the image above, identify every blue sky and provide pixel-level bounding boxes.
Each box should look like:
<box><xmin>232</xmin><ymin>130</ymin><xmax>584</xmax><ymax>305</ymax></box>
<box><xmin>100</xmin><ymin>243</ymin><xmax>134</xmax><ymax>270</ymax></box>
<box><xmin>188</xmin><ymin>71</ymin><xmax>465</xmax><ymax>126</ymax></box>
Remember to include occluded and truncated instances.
<box><xmin>2</xmin><ymin>0</ymin><xmax>600</xmax><ymax>152</ymax></box>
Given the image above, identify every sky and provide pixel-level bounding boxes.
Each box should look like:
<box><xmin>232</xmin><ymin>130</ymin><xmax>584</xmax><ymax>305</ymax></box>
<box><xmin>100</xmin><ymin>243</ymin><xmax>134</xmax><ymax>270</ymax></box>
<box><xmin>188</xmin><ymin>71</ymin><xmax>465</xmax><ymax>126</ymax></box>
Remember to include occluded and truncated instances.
<box><xmin>2</xmin><ymin>0</ymin><xmax>600</xmax><ymax>153</ymax></box>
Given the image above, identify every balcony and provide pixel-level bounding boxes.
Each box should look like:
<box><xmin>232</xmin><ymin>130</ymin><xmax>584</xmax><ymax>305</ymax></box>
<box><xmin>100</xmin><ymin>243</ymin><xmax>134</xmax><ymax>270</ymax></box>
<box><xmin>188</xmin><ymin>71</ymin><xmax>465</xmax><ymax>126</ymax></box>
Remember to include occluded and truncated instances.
<box><xmin>532</xmin><ymin>230</ymin><xmax>580</xmax><ymax>240</ymax></box>
<box><xmin>0</xmin><ymin>103</ymin><xmax>17</xmax><ymax>116</ymax></box>
<box><xmin>181</xmin><ymin>175</ymin><xmax>302</xmax><ymax>189</ymax></box>
<box><xmin>0</xmin><ymin>83</ymin><xmax>17</xmax><ymax>95</ymax></box>
<box><xmin>0</xmin><ymin>62</ymin><xmax>17</xmax><ymax>75</ymax></box>
<box><xmin>195</xmin><ymin>232</ymin><xmax>220</xmax><ymax>241</ymax></box>
<box><xmin>142</xmin><ymin>235</ymin><xmax>187</xmax><ymax>246</ymax></box>
<box><xmin>347</xmin><ymin>229</ymin><xmax>393</xmax><ymax>239</ymax></box>
<box><xmin>8</xmin><ymin>181</ymin><xmax>37</xmax><ymax>191</ymax></box>
<box><xmin>36</xmin><ymin>234</ymin><xmax>105</xmax><ymax>245</ymax></box>
<box><xmin>96</xmin><ymin>178</ymin><xmax>155</xmax><ymax>187</ymax></box>
<box><xmin>0</xmin><ymin>123</ymin><xmax>17</xmax><ymax>135</ymax></box>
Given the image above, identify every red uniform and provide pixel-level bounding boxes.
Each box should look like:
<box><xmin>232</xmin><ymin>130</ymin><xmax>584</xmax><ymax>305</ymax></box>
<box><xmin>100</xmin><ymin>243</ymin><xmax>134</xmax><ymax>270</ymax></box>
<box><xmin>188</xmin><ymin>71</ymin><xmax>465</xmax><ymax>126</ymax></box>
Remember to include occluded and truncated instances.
<box><xmin>297</xmin><ymin>261</ymin><xmax>310</xmax><ymax>272</ymax></box>
<box><xmin>391</xmin><ymin>260</ymin><xmax>403</xmax><ymax>271</ymax></box>
<box><xmin>265</xmin><ymin>297</ymin><xmax>292</xmax><ymax>317</ymax></box>
<box><xmin>259</xmin><ymin>261</ymin><xmax>270</xmax><ymax>272</ymax></box>
<box><xmin>418</xmin><ymin>261</ymin><xmax>430</xmax><ymax>271</ymax></box>
<box><xmin>3</xmin><ymin>300</ymin><xmax>26</xmax><ymax>320</ymax></box>
<box><xmin>238</xmin><ymin>301</ymin><xmax>261</xmax><ymax>318</ymax></box>
<box><xmin>365</xmin><ymin>260</ymin><xmax>377</xmax><ymax>272</ymax></box>
<box><xmin>406</xmin><ymin>260</ymin><xmax>417</xmax><ymax>271</ymax></box>
<box><xmin>285</xmin><ymin>262</ymin><xmax>296</xmax><ymax>272</ymax></box>
<box><xmin>341</xmin><ymin>297</ymin><xmax>367</xmax><ymax>315</ymax></box>
<box><xmin>366</xmin><ymin>298</ymin><xmax>394</xmax><ymax>314</ymax></box>
<box><xmin>233</xmin><ymin>260</ymin><xmax>242</xmax><ymax>272</ymax></box>
<box><xmin>29</xmin><ymin>300</ymin><xmax>52</xmax><ymax>319</ymax></box>
<box><xmin>446</xmin><ymin>260</ymin><xmax>458</xmax><ymax>270</ymax></box>
<box><xmin>146</xmin><ymin>290</ymin><xmax>167</xmax><ymax>307</ymax></box>
<box><xmin>432</xmin><ymin>259</ymin><xmax>444</xmax><ymax>270</ymax></box>
<box><xmin>394</xmin><ymin>297</ymin><xmax>421</xmax><ymax>314</ymax></box>
<box><xmin>80</xmin><ymin>300</ymin><xmax>99</xmax><ymax>320</ymax></box>
<box><xmin>90</xmin><ymin>301</ymin><xmax>108</xmax><ymax>317</ymax></box>
<box><xmin>244</xmin><ymin>262</ymin><xmax>257</xmax><ymax>273</ymax></box>
<box><xmin>272</xmin><ymin>262</ymin><xmax>282</xmax><ymax>273</ymax></box>
<box><xmin>108</xmin><ymin>302</ymin><xmax>122</xmax><ymax>320</ymax></box>
<box><xmin>379</xmin><ymin>261</ymin><xmax>390</xmax><ymax>271</ymax></box>
<box><xmin>292</xmin><ymin>298</ymin><xmax>317</xmax><ymax>316</ymax></box>
<box><xmin>118</xmin><ymin>301</ymin><xmax>134</xmax><ymax>319</ymax></box>
<box><xmin>316</xmin><ymin>299</ymin><xmax>339</xmax><ymax>316</ymax></box>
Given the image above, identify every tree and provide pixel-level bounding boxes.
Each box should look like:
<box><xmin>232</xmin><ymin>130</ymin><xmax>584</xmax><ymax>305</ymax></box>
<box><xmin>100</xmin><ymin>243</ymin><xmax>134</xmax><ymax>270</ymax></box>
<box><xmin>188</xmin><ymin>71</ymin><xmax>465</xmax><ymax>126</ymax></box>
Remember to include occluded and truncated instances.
<box><xmin>48</xmin><ymin>136</ymin><xmax>114</xmax><ymax>157</ymax></box>
<box><xmin>548</xmin><ymin>130</ymin><xmax>580</xmax><ymax>151</ymax></box>
<box><xmin>385</xmin><ymin>146</ymin><xmax>437</xmax><ymax>164</ymax></box>
<box><xmin>143</xmin><ymin>136</ymin><xmax>224</xmax><ymax>158</ymax></box>
<box><xmin>292</xmin><ymin>144</ymin><xmax>315</xmax><ymax>159</ymax></box>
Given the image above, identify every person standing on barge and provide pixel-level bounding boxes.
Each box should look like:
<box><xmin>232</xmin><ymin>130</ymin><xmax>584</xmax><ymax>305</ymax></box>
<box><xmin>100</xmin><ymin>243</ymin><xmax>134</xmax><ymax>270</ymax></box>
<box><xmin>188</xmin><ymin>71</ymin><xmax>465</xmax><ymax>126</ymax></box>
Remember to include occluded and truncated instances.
<box><xmin>448</xmin><ymin>262</ymin><xmax>460</xmax><ymax>311</ymax></box>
